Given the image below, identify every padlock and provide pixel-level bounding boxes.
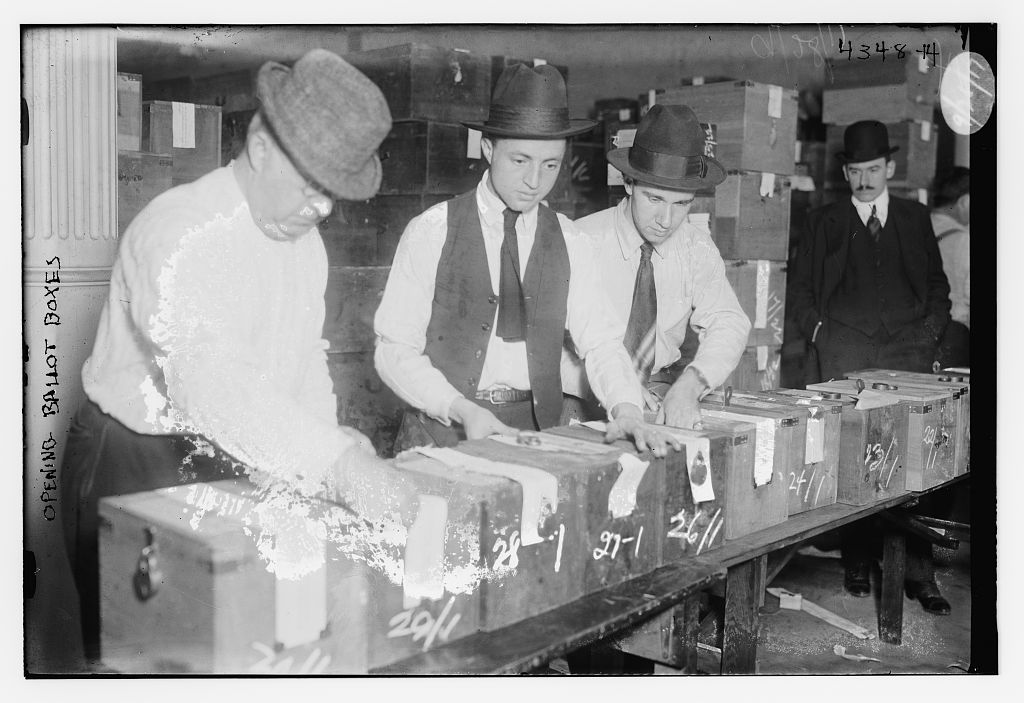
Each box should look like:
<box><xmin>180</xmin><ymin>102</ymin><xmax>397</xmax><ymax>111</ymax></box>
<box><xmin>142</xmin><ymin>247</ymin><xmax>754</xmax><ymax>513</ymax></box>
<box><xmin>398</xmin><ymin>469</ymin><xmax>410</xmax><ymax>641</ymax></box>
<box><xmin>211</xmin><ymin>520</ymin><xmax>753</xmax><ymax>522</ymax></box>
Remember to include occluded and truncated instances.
<box><xmin>133</xmin><ymin>526</ymin><xmax>163</xmax><ymax>602</ymax></box>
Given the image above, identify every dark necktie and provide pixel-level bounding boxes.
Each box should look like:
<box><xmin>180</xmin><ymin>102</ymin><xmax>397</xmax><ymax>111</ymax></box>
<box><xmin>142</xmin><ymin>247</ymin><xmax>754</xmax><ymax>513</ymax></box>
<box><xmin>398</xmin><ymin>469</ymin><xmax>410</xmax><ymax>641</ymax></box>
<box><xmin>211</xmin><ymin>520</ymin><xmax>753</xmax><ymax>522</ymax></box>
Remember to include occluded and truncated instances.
<box><xmin>496</xmin><ymin>208</ymin><xmax>526</xmax><ymax>342</ymax></box>
<box><xmin>867</xmin><ymin>204</ymin><xmax>881</xmax><ymax>242</ymax></box>
<box><xmin>623</xmin><ymin>242</ymin><xmax>657</xmax><ymax>384</ymax></box>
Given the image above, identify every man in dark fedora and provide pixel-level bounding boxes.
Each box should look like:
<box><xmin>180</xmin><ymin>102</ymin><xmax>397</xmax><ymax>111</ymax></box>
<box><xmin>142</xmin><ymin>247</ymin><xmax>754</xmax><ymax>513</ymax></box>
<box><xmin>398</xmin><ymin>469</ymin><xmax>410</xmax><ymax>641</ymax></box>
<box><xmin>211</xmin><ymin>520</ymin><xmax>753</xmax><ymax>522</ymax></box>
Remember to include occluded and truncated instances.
<box><xmin>375</xmin><ymin>64</ymin><xmax>679</xmax><ymax>456</ymax></box>
<box><xmin>61</xmin><ymin>49</ymin><xmax>420</xmax><ymax>666</ymax></box>
<box><xmin>564</xmin><ymin>104</ymin><xmax>751</xmax><ymax>429</ymax></box>
<box><xmin>790</xmin><ymin>120</ymin><xmax>952</xmax><ymax>614</ymax></box>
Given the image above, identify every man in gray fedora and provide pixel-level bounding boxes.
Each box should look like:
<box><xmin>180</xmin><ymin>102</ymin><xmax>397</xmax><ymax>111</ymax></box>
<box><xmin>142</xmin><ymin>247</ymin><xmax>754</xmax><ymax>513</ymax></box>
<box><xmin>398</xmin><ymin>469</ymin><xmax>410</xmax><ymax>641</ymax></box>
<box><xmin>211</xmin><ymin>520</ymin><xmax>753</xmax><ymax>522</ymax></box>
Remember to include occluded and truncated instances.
<box><xmin>790</xmin><ymin>119</ymin><xmax>952</xmax><ymax>614</ymax></box>
<box><xmin>563</xmin><ymin>104</ymin><xmax>751</xmax><ymax>429</ymax></box>
<box><xmin>374</xmin><ymin>63</ymin><xmax>679</xmax><ymax>456</ymax></box>
<box><xmin>61</xmin><ymin>49</ymin><xmax>419</xmax><ymax>666</ymax></box>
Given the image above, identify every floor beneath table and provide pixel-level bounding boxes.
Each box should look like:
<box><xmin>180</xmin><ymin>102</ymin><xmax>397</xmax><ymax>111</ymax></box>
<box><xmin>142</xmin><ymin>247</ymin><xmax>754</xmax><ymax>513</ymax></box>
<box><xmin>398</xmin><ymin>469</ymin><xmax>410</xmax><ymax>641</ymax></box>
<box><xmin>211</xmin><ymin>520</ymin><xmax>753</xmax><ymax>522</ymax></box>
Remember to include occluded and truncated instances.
<box><xmin>547</xmin><ymin>537</ymin><xmax>972</xmax><ymax>676</ymax></box>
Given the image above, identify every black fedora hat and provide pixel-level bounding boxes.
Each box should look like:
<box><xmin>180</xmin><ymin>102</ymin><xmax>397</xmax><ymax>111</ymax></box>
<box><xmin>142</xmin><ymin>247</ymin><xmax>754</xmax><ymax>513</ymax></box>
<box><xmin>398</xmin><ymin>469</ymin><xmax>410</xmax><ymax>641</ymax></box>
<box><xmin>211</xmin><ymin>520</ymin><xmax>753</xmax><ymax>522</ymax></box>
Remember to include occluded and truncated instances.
<box><xmin>606</xmin><ymin>104</ymin><xmax>726</xmax><ymax>191</ymax></box>
<box><xmin>837</xmin><ymin>120</ymin><xmax>900</xmax><ymax>164</ymax></box>
<box><xmin>258</xmin><ymin>49</ymin><xmax>392</xmax><ymax>201</ymax></box>
<box><xmin>463</xmin><ymin>63</ymin><xmax>596</xmax><ymax>139</ymax></box>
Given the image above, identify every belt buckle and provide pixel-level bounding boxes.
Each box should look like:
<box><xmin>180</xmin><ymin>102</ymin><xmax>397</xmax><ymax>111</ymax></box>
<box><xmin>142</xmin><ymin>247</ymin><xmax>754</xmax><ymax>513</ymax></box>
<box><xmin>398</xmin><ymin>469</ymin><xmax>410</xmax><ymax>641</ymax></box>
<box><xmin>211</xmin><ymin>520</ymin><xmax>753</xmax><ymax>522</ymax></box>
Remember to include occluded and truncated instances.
<box><xmin>487</xmin><ymin>388</ymin><xmax>508</xmax><ymax>405</ymax></box>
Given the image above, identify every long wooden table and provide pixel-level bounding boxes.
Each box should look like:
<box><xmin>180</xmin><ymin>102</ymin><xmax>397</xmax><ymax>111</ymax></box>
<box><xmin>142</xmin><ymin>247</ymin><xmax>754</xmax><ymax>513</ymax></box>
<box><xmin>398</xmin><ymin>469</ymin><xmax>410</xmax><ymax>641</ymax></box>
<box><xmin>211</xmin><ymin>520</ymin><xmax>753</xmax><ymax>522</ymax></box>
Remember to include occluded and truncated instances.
<box><xmin>378</xmin><ymin>475</ymin><xmax>968</xmax><ymax>675</ymax></box>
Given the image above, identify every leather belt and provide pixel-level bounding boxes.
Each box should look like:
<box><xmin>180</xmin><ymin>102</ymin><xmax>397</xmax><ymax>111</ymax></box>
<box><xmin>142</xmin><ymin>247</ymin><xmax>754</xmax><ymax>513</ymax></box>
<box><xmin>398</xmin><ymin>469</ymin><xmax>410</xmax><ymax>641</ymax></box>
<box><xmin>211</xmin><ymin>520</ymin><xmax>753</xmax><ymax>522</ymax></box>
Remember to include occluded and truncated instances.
<box><xmin>475</xmin><ymin>388</ymin><xmax>533</xmax><ymax>405</ymax></box>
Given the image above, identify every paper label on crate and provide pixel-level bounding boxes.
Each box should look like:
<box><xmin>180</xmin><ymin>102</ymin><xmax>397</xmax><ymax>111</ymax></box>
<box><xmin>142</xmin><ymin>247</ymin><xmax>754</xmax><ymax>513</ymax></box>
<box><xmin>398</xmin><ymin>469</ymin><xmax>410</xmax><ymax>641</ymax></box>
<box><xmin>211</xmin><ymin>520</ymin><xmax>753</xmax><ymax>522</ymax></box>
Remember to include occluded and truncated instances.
<box><xmin>755</xmin><ymin>260</ymin><xmax>770</xmax><ymax>329</ymax></box>
<box><xmin>757</xmin><ymin>345</ymin><xmax>769</xmax><ymax>371</ymax></box>
<box><xmin>918</xmin><ymin>54</ymin><xmax>930</xmax><ymax>73</ymax></box>
<box><xmin>612</xmin><ymin>128</ymin><xmax>637</xmax><ymax>149</ymax></box>
<box><xmin>701</xmin><ymin>410</ymin><xmax>775</xmax><ymax>486</ymax></box>
<box><xmin>414</xmin><ymin>447</ymin><xmax>557</xmax><ymax>546</ymax></box>
<box><xmin>917</xmin><ymin>188</ymin><xmax>928</xmax><ymax>205</ymax></box>
<box><xmin>275</xmin><ymin>562</ymin><xmax>327</xmax><ymax>649</ymax></box>
<box><xmin>532</xmin><ymin>58</ymin><xmax>547</xmax><ymax>66</ymax></box>
<box><xmin>759</xmin><ymin>172</ymin><xmax>776</xmax><ymax>198</ymax></box>
<box><xmin>619</xmin><ymin>108</ymin><xmax>631</xmax><ymax>121</ymax></box>
<box><xmin>608</xmin><ymin>453</ymin><xmax>650</xmax><ymax>518</ymax></box>
<box><xmin>795</xmin><ymin>140</ymin><xmax>802</xmax><ymax>163</ymax></box>
<box><xmin>692</xmin><ymin>76</ymin><xmax>705</xmax><ymax>86</ymax></box>
<box><xmin>466</xmin><ymin>128</ymin><xmax>482</xmax><ymax>160</ymax></box>
<box><xmin>648</xmin><ymin>89</ymin><xmax>658</xmax><ymax>107</ymax></box>
<box><xmin>682</xmin><ymin>436</ymin><xmax>715</xmax><ymax>503</ymax></box>
<box><xmin>920</xmin><ymin>121</ymin><xmax>932</xmax><ymax>141</ymax></box>
<box><xmin>806</xmin><ymin>417</ymin><xmax>826</xmax><ymax>464</ymax></box>
<box><xmin>171</xmin><ymin>101</ymin><xmax>196</xmax><ymax>149</ymax></box>
<box><xmin>401</xmin><ymin>494</ymin><xmax>448</xmax><ymax>607</ymax></box>
<box><xmin>768</xmin><ymin>85</ymin><xmax>783</xmax><ymax>119</ymax></box>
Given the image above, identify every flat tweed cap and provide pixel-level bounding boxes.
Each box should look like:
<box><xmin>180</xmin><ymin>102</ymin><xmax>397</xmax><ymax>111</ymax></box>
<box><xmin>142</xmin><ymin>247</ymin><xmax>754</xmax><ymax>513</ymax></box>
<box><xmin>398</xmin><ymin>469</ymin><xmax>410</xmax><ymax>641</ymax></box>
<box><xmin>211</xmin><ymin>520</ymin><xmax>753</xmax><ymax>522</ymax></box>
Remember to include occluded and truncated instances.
<box><xmin>258</xmin><ymin>49</ymin><xmax>392</xmax><ymax>200</ymax></box>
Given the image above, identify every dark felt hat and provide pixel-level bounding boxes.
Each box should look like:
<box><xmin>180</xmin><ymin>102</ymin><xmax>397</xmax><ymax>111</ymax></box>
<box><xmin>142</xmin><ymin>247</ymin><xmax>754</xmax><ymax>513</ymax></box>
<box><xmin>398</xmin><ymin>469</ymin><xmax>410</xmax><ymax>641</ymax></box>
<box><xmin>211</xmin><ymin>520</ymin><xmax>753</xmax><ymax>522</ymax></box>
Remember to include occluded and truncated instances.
<box><xmin>837</xmin><ymin>120</ymin><xmax>900</xmax><ymax>164</ymax></box>
<box><xmin>606</xmin><ymin>104</ymin><xmax>726</xmax><ymax>191</ymax></box>
<box><xmin>257</xmin><ymin>49</ymin><xmax>392</xmax><ymax>201</ymax></box>
<box><xmin>463</xmin><ymin>63</ymin><xmax>596</xmax><ymax>139</ymax></box>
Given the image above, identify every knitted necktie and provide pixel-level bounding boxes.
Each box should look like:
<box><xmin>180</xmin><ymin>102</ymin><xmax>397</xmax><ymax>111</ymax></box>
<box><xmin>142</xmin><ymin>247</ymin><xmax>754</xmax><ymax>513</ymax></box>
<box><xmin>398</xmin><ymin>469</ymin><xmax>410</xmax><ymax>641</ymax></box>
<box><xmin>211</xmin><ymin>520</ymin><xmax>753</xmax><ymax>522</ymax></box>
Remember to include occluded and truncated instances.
<box><xmin>623</xmin><ymin>242</ymin><xmax>658</xmax><ymax>383</ymax></box>
<box><xmin>496</xmin><ymin>208</ymin><xmax>526</xmax><ymax>342</ymax></box>
<box><xmin>867</xmin><ymin>204</ymin><xmax>882</xmax><ymax>242</ymax></box>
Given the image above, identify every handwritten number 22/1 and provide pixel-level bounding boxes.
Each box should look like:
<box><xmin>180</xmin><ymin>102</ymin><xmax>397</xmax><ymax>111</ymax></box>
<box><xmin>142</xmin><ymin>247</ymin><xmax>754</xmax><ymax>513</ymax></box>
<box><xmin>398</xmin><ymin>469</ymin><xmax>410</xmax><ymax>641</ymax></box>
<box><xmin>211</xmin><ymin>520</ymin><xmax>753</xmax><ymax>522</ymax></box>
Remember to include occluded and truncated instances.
<box><xmin>592</xmin><ymin>527</ymin><xmax>643</xmax><ymax>561</ymax></box>
<box><xmin>387</xmin><ymin>596</ymin><xmax>462</xmax><ymax>652</ymax></box>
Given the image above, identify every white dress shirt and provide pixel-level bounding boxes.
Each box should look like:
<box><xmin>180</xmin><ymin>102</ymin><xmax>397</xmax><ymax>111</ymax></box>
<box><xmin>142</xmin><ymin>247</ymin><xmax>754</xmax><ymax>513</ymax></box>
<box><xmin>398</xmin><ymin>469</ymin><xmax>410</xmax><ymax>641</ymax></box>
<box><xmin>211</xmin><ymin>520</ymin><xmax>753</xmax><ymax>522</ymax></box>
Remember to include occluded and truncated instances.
<box><xmin>83</xmin><ymin>164</ymin><xmax>353</xmax><ymax>490</ymax></box>
<box><xmin>930</xmin><ymin>210</ymin><xmax>970</xmax><ymax>328</ymax></box>
<box><xmin>374</xmin><ymin>172</ymin><xmax>644</xmax><ymax>424</ymax></box>
<box><xmin>564</xmin><ymin>198</ymin><xmax>751</xmax><ymax>394</ymax></box>
<box><xmin>851</xmin><ymin>188</ymin><xmax>890</xmax><ymax>228</ymax></box>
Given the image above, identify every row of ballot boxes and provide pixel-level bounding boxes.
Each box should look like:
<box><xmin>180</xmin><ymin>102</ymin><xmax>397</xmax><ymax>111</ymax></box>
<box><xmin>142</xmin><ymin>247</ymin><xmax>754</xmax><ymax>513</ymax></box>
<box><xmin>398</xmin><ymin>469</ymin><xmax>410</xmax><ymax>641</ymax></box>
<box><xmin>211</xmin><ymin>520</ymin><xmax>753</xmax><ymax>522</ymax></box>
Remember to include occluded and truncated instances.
<box><xmin>98</xmin><ymin>369</ymin><xmax>969</xmax><ymax>673</ymax></box>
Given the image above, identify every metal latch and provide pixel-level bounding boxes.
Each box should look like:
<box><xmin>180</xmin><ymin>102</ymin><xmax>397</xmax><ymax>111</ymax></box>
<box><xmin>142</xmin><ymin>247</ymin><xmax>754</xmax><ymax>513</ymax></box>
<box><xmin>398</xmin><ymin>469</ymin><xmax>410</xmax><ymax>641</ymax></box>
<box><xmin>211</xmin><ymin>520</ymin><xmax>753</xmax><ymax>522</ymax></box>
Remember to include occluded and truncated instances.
<box><xmin>133</xmin><ymin>526</ymin><xmax>163</xmax><ymax>602</ymax></box>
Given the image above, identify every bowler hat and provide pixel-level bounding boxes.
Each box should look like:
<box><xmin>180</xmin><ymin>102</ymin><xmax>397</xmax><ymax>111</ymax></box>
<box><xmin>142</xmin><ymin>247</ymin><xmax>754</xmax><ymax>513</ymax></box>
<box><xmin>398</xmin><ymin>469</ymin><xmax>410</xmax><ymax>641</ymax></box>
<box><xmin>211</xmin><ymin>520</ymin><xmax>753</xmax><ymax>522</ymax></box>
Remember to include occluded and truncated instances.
<box><xmin>257</xmin><ymin>49</ymin><xmax>392</xmax><ymax>201</ymax></box>
<box><xmin>606</xmin><ymin>104</ymin><xmax>726</xmax><ymax>191</ymax></box>
<box><xmin>837</xmin><ymin>120</ymin><xmax>900</xmax><ymax>164</ymax></box>
<box><xmin>463</xmin><ymin>64</ymin><xmax>596</xmax><ymax>139</ymax></box>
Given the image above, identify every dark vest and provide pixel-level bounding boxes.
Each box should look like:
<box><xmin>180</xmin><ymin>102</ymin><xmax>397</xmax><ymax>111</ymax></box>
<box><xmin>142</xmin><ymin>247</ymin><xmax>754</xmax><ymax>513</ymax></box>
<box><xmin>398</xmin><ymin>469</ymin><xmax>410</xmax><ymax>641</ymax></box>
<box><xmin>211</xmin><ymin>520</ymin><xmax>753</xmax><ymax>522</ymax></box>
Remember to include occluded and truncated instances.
<box><xmin>423</xmin><ymin>190</ymin><xmax>571</xmax><ymax>430</ymax></box>
<box><xmin>829</xmin><ymin>204</ymin><xmax>921</xmax><ymax>336</ymax></box>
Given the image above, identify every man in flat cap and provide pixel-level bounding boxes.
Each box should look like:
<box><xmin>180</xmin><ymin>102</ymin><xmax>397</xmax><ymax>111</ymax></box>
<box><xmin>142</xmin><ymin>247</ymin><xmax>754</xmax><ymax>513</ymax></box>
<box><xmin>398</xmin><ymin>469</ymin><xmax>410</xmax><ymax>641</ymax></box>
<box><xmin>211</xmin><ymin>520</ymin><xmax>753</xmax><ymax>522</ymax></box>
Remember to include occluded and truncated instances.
<box><xmin>790</xmin><ymin>120</ymin><xmax>952</xmax><ymax>614</ymax></box>
<box><xmin>374</xmin><ymin>64</ymin><xmax>679</xmax><ymax>456</ymax></box>
<box><xmin>61</xmin><ymin>49</ymin><xmax>417</xmax><ymax>665</ymax></box>
<box><xmin>563</xmin><ymin>104</ymin><xmax>751</xmax><ymax>429</ymax></box>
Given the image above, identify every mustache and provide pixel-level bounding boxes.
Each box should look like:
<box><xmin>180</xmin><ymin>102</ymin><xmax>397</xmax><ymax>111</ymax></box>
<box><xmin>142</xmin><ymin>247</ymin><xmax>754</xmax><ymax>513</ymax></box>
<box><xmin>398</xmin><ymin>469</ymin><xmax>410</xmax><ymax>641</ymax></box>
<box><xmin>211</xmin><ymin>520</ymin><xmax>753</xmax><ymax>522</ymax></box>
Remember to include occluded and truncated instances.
<box><xmin>856</xmin><ymin>184</ymin><xmax>875</xmax><ymax>191</ymax></box>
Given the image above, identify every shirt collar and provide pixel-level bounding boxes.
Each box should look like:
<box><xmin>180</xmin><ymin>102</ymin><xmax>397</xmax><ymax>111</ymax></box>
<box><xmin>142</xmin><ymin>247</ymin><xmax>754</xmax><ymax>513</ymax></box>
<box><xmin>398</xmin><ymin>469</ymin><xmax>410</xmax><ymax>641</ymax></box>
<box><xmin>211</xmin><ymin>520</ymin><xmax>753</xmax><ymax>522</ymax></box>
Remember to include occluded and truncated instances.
<box><xmin>614</xmin><ymin>197</ymin><xmax>664</xmax><ymax>260</ymax></box>
<box><xmin>850</xmin><ymin>187</ymin><xmax>890</xmax><ymax>227</ymax></box>
<box><xmin>476</xmin><ymin>169</ymin><xmax>539</xmax><ymax>233</ymax></box>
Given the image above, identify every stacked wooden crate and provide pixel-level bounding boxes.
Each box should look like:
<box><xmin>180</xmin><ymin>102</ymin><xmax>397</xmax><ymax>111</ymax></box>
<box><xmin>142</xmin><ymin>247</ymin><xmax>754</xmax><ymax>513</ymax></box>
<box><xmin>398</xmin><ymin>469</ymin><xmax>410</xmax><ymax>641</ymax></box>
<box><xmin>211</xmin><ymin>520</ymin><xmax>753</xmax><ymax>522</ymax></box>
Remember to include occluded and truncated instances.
<box><xmin>116</xmin><ymin>72</ymin><xmax>172</xmax><ymax>236</ymax></box>
<box><xmin>820</xmin><ymin>58</ymin><xmax>940</xmax><ymax>206</ymax></box>
<box><xmin>654</xmin><ymin>80</ymin><xmax>799</xmax><ymax>392</ymax></box>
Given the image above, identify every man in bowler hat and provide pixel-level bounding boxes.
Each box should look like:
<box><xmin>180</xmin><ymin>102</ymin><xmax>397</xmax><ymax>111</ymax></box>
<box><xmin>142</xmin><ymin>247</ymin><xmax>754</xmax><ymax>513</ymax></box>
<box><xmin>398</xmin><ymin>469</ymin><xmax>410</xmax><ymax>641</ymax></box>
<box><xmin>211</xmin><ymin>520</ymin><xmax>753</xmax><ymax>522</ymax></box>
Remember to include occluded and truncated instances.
<box><xmin>61</xmin><ymin>49</ymin><xmax>419</xmax><ymax>666</ymax></box>
<box><xmin>375</xmin><ymin>64</ymin><xmax>679</xmax><ymax>455</ymax></box>
<box><xmin>790</xmin><ymin>120</ymin><xmax>952</xmax><ymax>614</ymax></box>
<box><xmin>563</xmin><ymin>104</ymin><xmax>751</xmax><ymax>429</ymax></box>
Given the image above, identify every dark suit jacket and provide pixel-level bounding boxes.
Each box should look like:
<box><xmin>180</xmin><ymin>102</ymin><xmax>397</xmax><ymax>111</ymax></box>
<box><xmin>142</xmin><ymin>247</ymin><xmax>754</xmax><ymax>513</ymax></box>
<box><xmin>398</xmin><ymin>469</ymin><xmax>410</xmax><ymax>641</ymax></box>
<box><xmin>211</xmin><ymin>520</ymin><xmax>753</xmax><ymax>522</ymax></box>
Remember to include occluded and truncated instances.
<box><xmin>790</xmin><ymin>194</ymin><xmax>951</xmax><ymax>345</ymax></box>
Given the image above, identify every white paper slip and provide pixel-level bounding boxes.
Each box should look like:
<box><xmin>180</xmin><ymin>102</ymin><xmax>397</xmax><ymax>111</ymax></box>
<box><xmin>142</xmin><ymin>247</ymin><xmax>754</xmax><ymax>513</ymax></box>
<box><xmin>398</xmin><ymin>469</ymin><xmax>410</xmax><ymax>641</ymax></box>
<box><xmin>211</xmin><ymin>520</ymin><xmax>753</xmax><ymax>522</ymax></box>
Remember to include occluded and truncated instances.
<box><xmin>466</xmin><ymin>128</ymin><xmax>482</xmax><ymax>159</ymax></box>
<box><xmin>275</xmin><ymin>562</ymin><xmax>327</xmax><ymax>649</ymax></box>
<box><xmin>402</xmin><ymin>494</ymin><xmax>448</xmax><ymax>608</ymax></box>
<box><xmin>759</xmin><ymin>172</ymin><xmax>776</xmax><ymax>198</ymax></box>
<box><xmin>414</xmin><ymin>447</ymin><xmax>557</xmax><ymax>546</ymax></box>
<box><xmin>532</xmin><ymin>58</ymin><xmax>547</xmax><ymax>66</ymax></box>
<box><xmin>755</xmin><ymin>260</ymin><xmax>770</xmax><ymax>329</ymax></box>
<box><xmin>768</xmin><ymin>85</ymin><xmax>783</xmax><ymax>118</ymax></box>
<box><xmin>171</xmin><ymin>101</ymin><xmax>196</xmax><ymax>149</ymax></box>
<box><xmin>692</xmin><ymin>76</ymin><xmax>705</xmax><ymax>86</ymax></box>
<box><xmin>920</xmin><ymin>121</ymin><xmax>932</xmax><ymax>141</ymax></box>
<box><xmin>608</xmin><ymin>453</ymin><xmax>650</xmax><ymax>518</ymax></box>
<box><xmin>680</xmin><ymin>436</ymin><xmax>715</xmax><ymax>502</ymax></box>
<box><xmin>619</xmin><ymin>108</ymin><xmax>631</xmax><ymax>121</ymax></box>
<box><xmin>806</xmin><ymin>417</ymin><xmax>826</xmax><ymax>465</ymax></box>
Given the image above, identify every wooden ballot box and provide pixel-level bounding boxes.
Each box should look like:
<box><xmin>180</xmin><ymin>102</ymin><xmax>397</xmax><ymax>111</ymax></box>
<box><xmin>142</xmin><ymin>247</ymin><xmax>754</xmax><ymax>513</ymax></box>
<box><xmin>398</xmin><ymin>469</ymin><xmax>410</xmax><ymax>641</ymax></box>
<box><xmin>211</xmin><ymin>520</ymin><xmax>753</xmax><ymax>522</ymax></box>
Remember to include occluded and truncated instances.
<box><xmin>117</xmin><ymin>150</ymin><xmax>173</xmax><ymax>236</ymax></box>
<box><xmin>822</xmin><ymin>84</ymin><xmax>934</xmax><ymax>126</ymax></box>
<box><xmin>656</xmin><ymin>81</ymin><xmax>799</xmax><ymax>175</ymax></box>
<box><xmin>456</xmin><ymin>431</ymin><xmax>665</xmax><ymax>617</ymax></box>
<box><xmin>725</xmin><ymin>389</ymin><xmax>841</xmax><ymax>515</ymax></box>
<box><xmin>702</xmin><ymin>392</ymin><xmax>806</xmax><ymax>516</ymax></box>
<box><xmin>815</xmin><ymin>379</ymin><xmax>954</xmax><ymax>492</ymax></box>
<box><xmin>141</xmin><ymin>100</ymin><xmax>222</xmax><ymax>187</ymax></box>
<box><xmin>378</xmin><ymin>121</ymin><xmax>485</xmax><ymax>195</ymax></box>
<box><xmin>691</xmin><ymin>412</ymin><xmax>788</xmax><ymax>540</ymax></box>
<box><xmin>100</xmin><ymin>480</ymin><xmax>371</xmax><ymax>674</ymax></box>
<box><xmin>706</xmin><ymin>171</ymin><xmax>792</xmax><ymax>261</ymax></box>
<box><xmin>806</xmin><ymin>381</ymin><xmax>908</xmax><ymax>504</ymax></box>
<box><xmin>846</xmin><ymin>370</ymin><xmax>968</xmax><ymax>478</ymax></box>
<box><xmin>345</xmin><ymin>44</ymin><xmax>492</xmax><ymax>124</ymax></box>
